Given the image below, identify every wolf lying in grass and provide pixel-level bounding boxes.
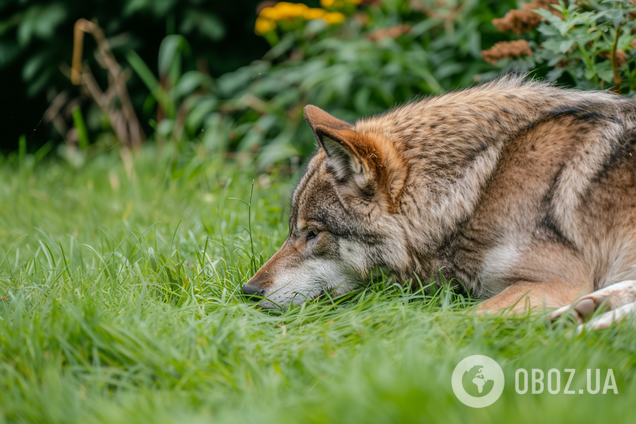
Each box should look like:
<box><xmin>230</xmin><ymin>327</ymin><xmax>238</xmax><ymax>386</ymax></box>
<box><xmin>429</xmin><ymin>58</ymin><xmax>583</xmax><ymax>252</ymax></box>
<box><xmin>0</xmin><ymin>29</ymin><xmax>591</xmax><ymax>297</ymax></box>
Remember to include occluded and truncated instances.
<box><xmin>243</xmin><ymin>76</ymin><xmax>636</xmax><ymax>330</ymax></box>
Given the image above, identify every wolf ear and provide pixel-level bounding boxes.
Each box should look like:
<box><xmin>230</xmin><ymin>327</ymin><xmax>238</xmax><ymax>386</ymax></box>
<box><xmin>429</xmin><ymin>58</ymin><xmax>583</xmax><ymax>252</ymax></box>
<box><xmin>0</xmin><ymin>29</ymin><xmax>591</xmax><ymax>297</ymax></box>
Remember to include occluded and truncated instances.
<box><xmin>303</xmin><ymin>105</ymin><xmax>360</xmax><ymax>180</ymax></box>
<box><xmin>303</xmin><ymin>105</ymin><xmax>407</xmax><ymax>208</ymax></box>
<box><xmin>303</xmin><ymin>105</ymin><xmax>352</xmax><ymax>133</ymax></box>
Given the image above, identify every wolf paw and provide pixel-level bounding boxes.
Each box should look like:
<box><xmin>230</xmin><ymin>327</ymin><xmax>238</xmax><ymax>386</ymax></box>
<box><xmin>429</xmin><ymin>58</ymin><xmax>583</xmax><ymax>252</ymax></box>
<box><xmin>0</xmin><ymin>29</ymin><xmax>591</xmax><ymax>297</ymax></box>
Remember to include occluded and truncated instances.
<box><xmin>575</xmin><ymin>301</ymin><xmax>636</xmax><ymax>333</ymax></box>
<box><xmin>549</xmin><ymin>280</ymin><xmax>636</xmax><ymax>328</ymax></box>
<box><xmin>549</xmin><ymin>297</ymin><xmax>603</xmax><ymax>324</ymax></box>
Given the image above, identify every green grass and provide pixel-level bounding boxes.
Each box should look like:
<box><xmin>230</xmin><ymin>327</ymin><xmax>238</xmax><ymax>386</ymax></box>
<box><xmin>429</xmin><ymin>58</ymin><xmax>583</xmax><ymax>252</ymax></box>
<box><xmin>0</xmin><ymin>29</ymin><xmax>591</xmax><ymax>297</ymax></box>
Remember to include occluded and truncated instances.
<box><xmin>1</xmin><ymin>145</ymin><xmax>635</xmax><ymax>424</ymax></box>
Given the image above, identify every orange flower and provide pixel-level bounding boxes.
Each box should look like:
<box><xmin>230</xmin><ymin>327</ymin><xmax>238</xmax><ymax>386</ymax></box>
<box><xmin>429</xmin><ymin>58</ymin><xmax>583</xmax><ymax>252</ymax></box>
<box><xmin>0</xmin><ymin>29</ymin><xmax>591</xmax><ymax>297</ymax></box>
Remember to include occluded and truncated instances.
<box><xmin>259</xmin><ymin>7</ymin><xmax>277</xmax><ymax>20</ymax></box>
<box><xmin>274</xmin><ymin>2</ymin><xmax>308</xmax><ymax>19</ymax></box>
<box><xmin>259</xmin><ymin>2</ymin><xmax>308</xmax><ymax>21</ymax></box>
<box><xmin>321</xmin><ymin>0</ymin><xmax>362</xmax><ymax>7</ymax></box>
<box><xmin>303</xmin><ymin>8</ymin><xmax>328</xmax><ymax>20</ymax></box>
<box><xmin>255</xmin><ymin>17</ymin><xmax>276</xmax><ymax>35</ymax></box>
<box><xmin>322</xmin><ymin>12</ymin><xmax>346</xmax><ymax>24</ymax></box>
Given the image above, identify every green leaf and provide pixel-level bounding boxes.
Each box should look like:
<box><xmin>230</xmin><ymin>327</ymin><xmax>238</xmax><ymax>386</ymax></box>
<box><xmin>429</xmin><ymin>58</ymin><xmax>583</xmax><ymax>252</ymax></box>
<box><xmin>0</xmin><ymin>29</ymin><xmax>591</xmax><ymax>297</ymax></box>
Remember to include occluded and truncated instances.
<box><xmin>543</xmin><ymin>39</ymin><xmax>576</xmax><ymax>54</ymax></box>
<box><xmin>595</xmin><ymin>60</ymin><xmax>615</xmax><ymax>83</ymax></box>
<box><xmin>158</xmin><ymin>35</ymin><xmax>188</xmax><ymax>77</ymax></box>
<box><xmin>185</xmin><ymin>98</ymin><xmax>218</xmax><ymax>132</ymax></box>
<box><xmin>18</xmin><ymin>4</ymin><xmax>66</xmax><ymax>46</ymax></box>
<box><xmin>174</xmin><ymin>71</ymin><xmax>213</xmax><ymax>98</ymax></box>
<box><xmin>126</xmin><ymin>50</ymin><xmax>159</xmax><ymax>93</ymax></box>
<box><xmin>72</xmin><ymin>106</ymin><xmax>90</xmax><ymax>149</ymax></box>
<box><xmin>26</xmin><ymin>68</ymin><xmax>52</xmax><ymax>97</ymax></box>
<box><xmin>156</xmin><ymin>119</ymin><xmax>175</xmax><ymax>138</ymax></box>
<box><xmin>22</xmin><ymin>52</ymin><xmax>47</xmax><ymax>81</ymax></box>
<box><xmin>180</xmin><ymin>9</ymin><xmax>225</xmax><ymax>41</ymax></box>
<box><xmin>583</xmin><ymin>67</ymin><xmax>597</xmax><ymax>80</ymax></box>
<box><xmin>33</xmin><ymin>4</ymin><xmax>65</xmax><ymax>39</ymax></box>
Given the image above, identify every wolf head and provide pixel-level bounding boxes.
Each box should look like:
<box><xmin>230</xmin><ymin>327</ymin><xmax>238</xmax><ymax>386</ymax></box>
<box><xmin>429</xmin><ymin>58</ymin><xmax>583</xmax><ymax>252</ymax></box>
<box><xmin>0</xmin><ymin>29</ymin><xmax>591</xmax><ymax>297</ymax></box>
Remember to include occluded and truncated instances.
<box><xmin>243</xmin><ymin>105</ymin><xmax>411</xmax><ymax>308</ymax></box>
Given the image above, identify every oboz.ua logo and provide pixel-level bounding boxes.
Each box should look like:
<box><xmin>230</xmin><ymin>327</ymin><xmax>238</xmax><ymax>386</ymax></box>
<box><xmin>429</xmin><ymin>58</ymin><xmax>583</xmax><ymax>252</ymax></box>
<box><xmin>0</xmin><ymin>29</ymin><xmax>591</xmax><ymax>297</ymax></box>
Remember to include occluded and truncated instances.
<box><xmin>451</xmin><ymin>355</ymin><xmax>619</xmax><ymax>408</ymax></box>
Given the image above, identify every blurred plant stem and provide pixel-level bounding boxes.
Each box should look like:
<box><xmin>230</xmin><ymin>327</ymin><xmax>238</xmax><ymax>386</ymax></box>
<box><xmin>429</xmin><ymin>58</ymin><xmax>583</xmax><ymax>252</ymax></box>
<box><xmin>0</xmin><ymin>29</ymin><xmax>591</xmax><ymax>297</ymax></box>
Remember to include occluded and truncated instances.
<box><xmin>70</xmin><ymin>18</ymin><xmax>144</xmax><ymax>149</ymax></box>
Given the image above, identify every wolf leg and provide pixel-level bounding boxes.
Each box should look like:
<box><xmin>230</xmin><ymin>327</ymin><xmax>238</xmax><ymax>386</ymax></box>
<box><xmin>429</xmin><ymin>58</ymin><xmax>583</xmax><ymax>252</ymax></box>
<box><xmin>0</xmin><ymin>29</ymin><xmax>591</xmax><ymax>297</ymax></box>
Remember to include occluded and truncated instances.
<box><xmin>478</xmin><ymin>280</ymin><xmax>587</xmax><ymax>313</ymax></box>
<box><xmin>549</xmin><ymin>280</ymin><xmax>636</xmax><ymax>323</ymax></box>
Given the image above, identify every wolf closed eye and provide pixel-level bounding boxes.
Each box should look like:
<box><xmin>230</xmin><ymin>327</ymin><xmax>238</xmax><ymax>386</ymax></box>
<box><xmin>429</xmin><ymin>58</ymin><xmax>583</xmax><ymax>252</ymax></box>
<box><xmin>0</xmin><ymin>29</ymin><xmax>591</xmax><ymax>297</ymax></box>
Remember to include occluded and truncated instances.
<box><xmin>307</xmin><ymin>229</ymin><xmax>320</xmax><ymax>241</ymax></box>
<box><xmin>243</xmin><ymin>76</ymin><xmax>636</xmax><ymax>329</ymax></box>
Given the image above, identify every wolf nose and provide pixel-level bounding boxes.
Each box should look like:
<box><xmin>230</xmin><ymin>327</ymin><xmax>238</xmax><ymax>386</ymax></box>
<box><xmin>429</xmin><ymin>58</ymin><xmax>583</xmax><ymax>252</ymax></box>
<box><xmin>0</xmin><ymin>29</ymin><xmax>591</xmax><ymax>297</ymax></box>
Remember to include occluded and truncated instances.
<box><xmin>242</xmin><ymin>284</ymin><xmax>264</xmax><ymax>298</ymax></box>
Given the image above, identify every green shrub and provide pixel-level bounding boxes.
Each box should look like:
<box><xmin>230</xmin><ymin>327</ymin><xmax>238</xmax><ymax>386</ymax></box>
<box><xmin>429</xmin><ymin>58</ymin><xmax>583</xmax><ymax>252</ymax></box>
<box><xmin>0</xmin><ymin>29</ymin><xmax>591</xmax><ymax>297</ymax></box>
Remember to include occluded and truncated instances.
<box><xmin>483</xmin><ymin>0</ymin><xmax>636</xmax><ymax>93</ymax></box>
<box><xmin>144</xmin><ymin>0</ymin><xmax>517</xmax><ymax>167</ymax></box>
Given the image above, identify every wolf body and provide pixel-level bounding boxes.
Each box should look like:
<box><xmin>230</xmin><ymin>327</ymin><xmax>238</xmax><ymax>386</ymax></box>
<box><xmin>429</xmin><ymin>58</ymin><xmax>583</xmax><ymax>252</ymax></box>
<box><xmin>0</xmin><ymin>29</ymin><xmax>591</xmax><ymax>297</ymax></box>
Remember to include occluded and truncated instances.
<box><xmin>244</xmin><ymin>77</ymin><xmax>636</xmax><ymax>326</ymax></box>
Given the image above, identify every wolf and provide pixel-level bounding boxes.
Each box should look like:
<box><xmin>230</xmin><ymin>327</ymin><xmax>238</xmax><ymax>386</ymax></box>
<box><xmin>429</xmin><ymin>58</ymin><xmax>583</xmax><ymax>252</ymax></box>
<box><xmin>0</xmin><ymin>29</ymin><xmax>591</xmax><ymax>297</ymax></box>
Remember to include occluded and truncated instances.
<box><xmin>243</xmin><ymin>76</ymin><xmax>636</xmax><ymax>330</ymax></box>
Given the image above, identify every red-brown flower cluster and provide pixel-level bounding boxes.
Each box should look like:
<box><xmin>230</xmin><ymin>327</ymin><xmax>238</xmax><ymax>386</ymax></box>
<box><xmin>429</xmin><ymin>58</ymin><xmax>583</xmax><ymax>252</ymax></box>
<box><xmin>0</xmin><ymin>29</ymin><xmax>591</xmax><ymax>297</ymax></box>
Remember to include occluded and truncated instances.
<box><xmin>367</xmin><ymin>24</ymin><xmax>411</xmax><ymax>41</ymax></box>
<box><xmin>493</xmin><ymin>0</ymin><xmax>560</xmax><ymax>35</ymax></box>
<box><xmin>482</xmin><ymin>40</ymin><xmax>533</xmax><ymax>65</ymax></box>
<box><xmin>600</xmin><ymin>50</ymin><xmax>627</xmax><ymax>68</ymax></box>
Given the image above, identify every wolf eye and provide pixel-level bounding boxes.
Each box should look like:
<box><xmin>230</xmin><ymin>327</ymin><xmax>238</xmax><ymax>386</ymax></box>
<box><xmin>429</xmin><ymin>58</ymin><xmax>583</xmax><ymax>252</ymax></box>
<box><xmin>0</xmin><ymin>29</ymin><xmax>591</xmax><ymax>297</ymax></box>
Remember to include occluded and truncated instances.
<box><xmin>307</xmin><ymin>228</ymin><xmax>320</xmax><ymax>241</ymax></box>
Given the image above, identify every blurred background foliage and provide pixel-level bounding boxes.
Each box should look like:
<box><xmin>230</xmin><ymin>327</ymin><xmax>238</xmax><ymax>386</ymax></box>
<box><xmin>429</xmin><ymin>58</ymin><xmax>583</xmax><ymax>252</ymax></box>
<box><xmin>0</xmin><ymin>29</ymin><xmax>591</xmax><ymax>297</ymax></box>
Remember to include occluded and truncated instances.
<box><xmin>483</xmin><ymin>0</ymin><xmax>636</xmax><ymax>91</ymax></box>
<box><xmin>206</xmin><ymin>0</ymin><xmax>520</xmax><ymax>166</ymax></box>
<box><xmin>2</xmin><ymin>0</ymin><xmax>635</xmax><ymax>168</ymax></box>
<box><xmin>0</xmin><ymin>0</ymin><xmax>270</xmax><ymax>152</ymax></box>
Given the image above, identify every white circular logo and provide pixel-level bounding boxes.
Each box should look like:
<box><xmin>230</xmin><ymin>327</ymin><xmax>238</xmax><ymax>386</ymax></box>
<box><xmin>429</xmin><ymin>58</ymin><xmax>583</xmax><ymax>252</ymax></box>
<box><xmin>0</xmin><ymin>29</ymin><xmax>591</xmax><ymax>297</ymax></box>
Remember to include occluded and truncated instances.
<box><xmin>451</xmin><ymin>355</ymin><xmax>505</xmax><ymax>408</ymax></box>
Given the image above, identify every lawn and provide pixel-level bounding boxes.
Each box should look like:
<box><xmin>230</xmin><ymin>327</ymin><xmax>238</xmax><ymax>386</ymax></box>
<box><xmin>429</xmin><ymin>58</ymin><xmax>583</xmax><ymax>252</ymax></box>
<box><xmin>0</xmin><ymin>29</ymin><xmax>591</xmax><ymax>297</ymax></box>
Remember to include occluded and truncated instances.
<box><xmin>1</xmin><ymin>146</ymin><xmax>635</xmax><ymax>424</ymax></box>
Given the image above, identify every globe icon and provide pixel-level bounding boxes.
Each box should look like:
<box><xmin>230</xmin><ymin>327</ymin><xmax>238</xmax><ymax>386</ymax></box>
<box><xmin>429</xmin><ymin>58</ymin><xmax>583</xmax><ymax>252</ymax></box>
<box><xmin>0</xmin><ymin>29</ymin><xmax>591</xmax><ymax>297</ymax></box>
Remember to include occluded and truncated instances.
<box><xmin>461</xmin><ymin>365</ymin><xmax>495</xmax><ymax>398</ymax></box>
<box><xmin>452</xmin><ymin>355</ymin><xmax>505</xmax><ymax>408</ymax></box>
